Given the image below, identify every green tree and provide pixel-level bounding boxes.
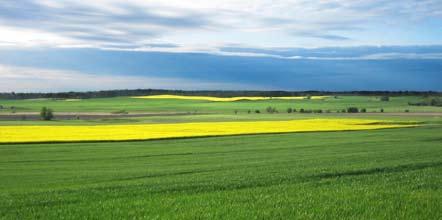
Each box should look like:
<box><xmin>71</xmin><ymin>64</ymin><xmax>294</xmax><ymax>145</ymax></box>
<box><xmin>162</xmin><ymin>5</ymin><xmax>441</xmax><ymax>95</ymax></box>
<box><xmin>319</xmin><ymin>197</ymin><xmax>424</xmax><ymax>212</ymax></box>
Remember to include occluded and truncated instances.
<box><xmin>347</xmin><ymin>107</ymin><xmax>359</xmax><ymax>113</ymax></box>
<box><xmin>380</xmin><ymin>96</ymin><xmax>390</xmax><ymax>101</ymax></box>
<box><xmin>40</xmin><ymin>107</ymin><xmax>54</xmax><ymax>121</ymax></box>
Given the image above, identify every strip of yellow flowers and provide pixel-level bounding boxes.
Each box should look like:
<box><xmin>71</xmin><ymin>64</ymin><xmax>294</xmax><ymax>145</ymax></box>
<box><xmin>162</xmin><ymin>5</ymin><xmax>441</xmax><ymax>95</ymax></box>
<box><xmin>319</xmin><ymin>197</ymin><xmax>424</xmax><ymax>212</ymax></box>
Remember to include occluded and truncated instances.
<box><xmin>0</xmin><ymin>119</ymin><xmax>414</xmax><ymax>143</ymax></box>
<box><xmin>133</xmin><ymin>95</ymin><xmax>328</xmax><ymax>101</ymax></box>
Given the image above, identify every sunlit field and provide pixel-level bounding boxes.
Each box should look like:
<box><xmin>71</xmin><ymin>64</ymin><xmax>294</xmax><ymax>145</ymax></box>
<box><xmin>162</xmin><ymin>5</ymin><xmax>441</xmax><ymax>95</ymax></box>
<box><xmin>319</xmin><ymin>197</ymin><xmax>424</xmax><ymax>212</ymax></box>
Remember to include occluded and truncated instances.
<box><xmin>132</xmin><ymin>94</ymin><xmax>329</xmax><ymax>101</ymax></box>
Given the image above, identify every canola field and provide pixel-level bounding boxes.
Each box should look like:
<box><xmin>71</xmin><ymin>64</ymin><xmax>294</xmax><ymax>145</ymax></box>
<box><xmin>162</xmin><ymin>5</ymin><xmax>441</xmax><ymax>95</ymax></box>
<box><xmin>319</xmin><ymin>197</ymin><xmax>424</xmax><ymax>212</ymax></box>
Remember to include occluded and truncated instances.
<box><xmin>0</xmin><ymin>119</ymin><xmax>414</xmax><ymax>143</ymax></box>
<box><xmin>132</xmin><ymin>94</ymin><xmax>329</xmax><ymax>101</ymax></box>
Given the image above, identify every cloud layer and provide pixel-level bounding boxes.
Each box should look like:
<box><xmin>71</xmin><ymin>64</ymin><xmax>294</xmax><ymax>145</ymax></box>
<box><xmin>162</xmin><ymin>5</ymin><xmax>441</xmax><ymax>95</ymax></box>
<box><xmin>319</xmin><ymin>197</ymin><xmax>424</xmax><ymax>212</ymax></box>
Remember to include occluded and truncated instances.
<box><xmin>0</xmin><ymin>64</ymin><xmax>264</xmax><ymax>92</ymax></box>
<box><xmin>1</xmin><ymin>0</ymin><xmax>442</xmax><ymax>51</ymax></box>
<box><xmin>1</xmin><ymin>1</ymin><xmax>441</xmax><ymax>92</ymax></box>
<box><xmin>1</xmin><ymin>48</ymin><xmax>441</xmax><ymax>91</ymax></box>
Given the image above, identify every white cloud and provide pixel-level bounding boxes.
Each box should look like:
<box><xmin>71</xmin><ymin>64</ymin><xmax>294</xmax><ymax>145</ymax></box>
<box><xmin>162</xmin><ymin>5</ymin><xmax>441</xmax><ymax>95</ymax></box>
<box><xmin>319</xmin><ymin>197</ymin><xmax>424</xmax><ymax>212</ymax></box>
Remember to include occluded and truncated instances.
<box><xmin>0</xmin><ymin>65</ymin><xmax>268</xmax><ymax>92</ymax></box>
<box><xmin>0</xmin><ymin>0</ymin><xmax>441</xmax><ymax>50</ymax></box>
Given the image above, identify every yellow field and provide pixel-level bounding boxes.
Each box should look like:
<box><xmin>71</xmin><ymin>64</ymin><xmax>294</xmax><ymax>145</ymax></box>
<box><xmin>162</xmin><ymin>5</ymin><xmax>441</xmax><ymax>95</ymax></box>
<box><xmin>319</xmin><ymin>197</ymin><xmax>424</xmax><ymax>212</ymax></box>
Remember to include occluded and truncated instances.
<box><xmin>0</xmin><ymin>119</ymin><xmax>414</xmax><ymax>143</ymax></box>
<box><xmin>132</xmin><ymin>95</ymin><xmax>329</xmax><ymax>101</ymax></box>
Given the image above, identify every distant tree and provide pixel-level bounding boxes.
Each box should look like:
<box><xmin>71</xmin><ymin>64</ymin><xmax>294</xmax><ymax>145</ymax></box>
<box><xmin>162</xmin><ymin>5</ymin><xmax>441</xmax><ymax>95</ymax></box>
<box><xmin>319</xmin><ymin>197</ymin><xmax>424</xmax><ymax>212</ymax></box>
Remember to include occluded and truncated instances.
<box><xmin>341</xmin><ymin>109</ymin><xmax>346</xmax><ymax>113</ymax></box>
<box><xmin>234</xmin><ymin>110</ymin><xmax>238</xmax><ymax>114</ymax></box>
<box><xmin>305</xmin><ymin>95</ymin><xmax>312</xmax><ymax>100</ymax></box>
<box><xmin>347</xmin><ymin>107</ymin><xmax>359</xmax><ymax>113</ymax></box>
<box><xmin>292</xmin><ymin>108</ymin><xmax>297</xmax><ymax>112</ymax></box>
<box><xmin>247</xmin><ymin>110</ymin><xmax>251</xmax><ymax>114</ymax></box>
<box><xmin>255</xmin><ymin>109</ymin><xmax>260</xmax><ymax>114</ymax></box>
<box><xmin>325</xmin><ymin>110</ymin><xmax>331</xmax><ymax>113</ymax></box>
<box><xmin>380</xmin><ymin>96</ymin><xmax>390</xmax><ymax>101</ymax></box>
<box><xmin>313</xmin><ymin>109</ymin><xmax>323</xmax><ymax>113</ymax></box>
<box><xmin>266</xmin><ymin>106</ymin><xmax>277</xmax><ymax>113</ymax></box>
<box><xmin>287</xmin><ymin>107</ymin><xmax>293</xmax><ymax>113</ymax></box>
<box><xmin>361</xmin><ymin>108</ymin><xmax>367</xmax><ymax>113</ymax></box>
<box><xmin>404</xmin><ymin>109</ymin><xmax>410</xmax><ymax>113</ymax></box>
<box><xmin>380</xmin><ymin>108</ymin><xmax>384</xmax><ymax>113</ymax></box>
<box><xmin>300</xmin><ymin>108</ymin><xmax>305</xmax><ymax>113</ymax></box>
<box><xmin>40</xmin><ymin>107</ymin><xmax>54</xmax><ymax>120</ymax></box>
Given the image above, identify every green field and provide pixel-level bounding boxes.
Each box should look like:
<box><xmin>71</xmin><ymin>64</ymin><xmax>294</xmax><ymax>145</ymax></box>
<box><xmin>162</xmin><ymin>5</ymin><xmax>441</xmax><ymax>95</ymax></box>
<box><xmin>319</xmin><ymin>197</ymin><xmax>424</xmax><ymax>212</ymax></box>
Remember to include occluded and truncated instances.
<box><xmin>0</xmin><ymin>95</ymin><xmax>441</xmax><ymax>219</ymax></box>
<box><xmin>1</xmin><ymin>95</ymin><xmax>441</xmax><ymax>114</ymax></box>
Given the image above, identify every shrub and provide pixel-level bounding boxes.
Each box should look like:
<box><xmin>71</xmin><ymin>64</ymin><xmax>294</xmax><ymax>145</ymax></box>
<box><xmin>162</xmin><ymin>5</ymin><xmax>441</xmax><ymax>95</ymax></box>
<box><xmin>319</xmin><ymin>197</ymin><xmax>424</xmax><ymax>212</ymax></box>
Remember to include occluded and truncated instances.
<box><xmin>341</xmin><ymin>109</ymin><xmax>346</xmax><ymax>113</ymax></box>
<box><xmin>408</xmin><ymin>98</ymin><xmax>442</xmax><ymax>107</ymax></box>
<box><xmin>347</xmin><ymin>107</ymin><xmax>359</xmax><ymax>113</ymax></box>
<box><xmin>292</xmin><ymin>108</ymin><xmax>297</xmax><ymax>112</ymax></box>
<box><xmin>313</xmin><ymin>109</ymin><xmax>323</xmax><ymax>113</ymax></box>
<box><xmin>266</xmin><ymin>106</ymin><xmax>277</xmax><ymax>113</ymax></box>
<box><xmin>287</xmin><ymin>107</ymin><xmax>293</xmax><ymax>113</ymax></box>
<box><xmin>380</xmin><ymin>96</ymin><xmax>390</xmax><ymax>101</ymax></box>
<box><xmin>255</xmin><ymin>110</ymin><xmax>260</xmax><ymax>114</ymax></box>
<box><xmin>380</xmin><ymin>108</ymin><xmax>384</xmax><ymax>113</ymax></box>
<box><xmin>300</xmin><ymin>108</ymin><xmax>305</xmax><ymax>113</ymax></box>
<box><xmin>404</xmin><ymin>109</ymin><xmax>410</xmax><ymax>113</ymax></box>
<box><xmin>40</xmin><ymin>107</ymin><xmax>54</xmax><ymax>121</ymax></box>
<box><xmin>247</xmin><ymin>110</ymin><xmax>251</xmax><ymax>114</ymax></box>
<box><xmin>430</xmin><ymin>98</ymin><xmax>442</xmax><ymax>106</ymax></box>
<box><xmin>361</xmin><ymin>108</ymin><xmax>367</xmax><ymax>113</ymax></box>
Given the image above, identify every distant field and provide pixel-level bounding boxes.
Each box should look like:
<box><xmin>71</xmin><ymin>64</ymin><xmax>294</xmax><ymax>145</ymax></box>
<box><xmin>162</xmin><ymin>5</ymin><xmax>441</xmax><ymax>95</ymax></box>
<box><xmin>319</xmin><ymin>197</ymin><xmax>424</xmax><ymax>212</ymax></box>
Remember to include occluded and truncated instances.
<box><xmin>132</xmin><ymin>94</ymin><xmax>329</xmax><ymax>101</ymax></box>
<box><xmin>0</xmin><ymin>95</ymin><xmax>441</xmax><ymax>114</ymax></box>
<box><xmin>0</xmin><ymin>95</ymin><xmax>440</xmax><ymax>219</ymax></box>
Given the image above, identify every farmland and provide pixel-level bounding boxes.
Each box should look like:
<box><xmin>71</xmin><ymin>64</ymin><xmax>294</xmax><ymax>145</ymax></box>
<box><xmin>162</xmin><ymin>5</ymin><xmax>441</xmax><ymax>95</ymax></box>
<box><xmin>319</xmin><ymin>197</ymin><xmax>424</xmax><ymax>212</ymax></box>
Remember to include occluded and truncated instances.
<box><xmin>0</xmin><ymin>95</ymin><xmax>441</xmax><ymax>219</ymax></box>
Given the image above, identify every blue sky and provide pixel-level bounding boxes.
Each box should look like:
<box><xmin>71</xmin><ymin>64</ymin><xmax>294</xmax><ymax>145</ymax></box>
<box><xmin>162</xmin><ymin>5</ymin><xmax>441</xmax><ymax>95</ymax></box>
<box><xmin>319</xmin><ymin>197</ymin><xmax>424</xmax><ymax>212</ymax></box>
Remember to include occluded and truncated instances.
<box><xmin>0</xmin><ymin>0</ymin><xmax>441</xmax><ymax>92</ymax></box>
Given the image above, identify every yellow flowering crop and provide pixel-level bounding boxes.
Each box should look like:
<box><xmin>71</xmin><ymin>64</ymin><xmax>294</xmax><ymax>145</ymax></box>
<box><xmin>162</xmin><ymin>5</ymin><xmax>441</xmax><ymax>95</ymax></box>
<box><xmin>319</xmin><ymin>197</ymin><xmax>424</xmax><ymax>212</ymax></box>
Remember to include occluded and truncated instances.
<box><xmin>0</xmin><ymin>119</ymin><xmax>414</xmax><ymax>143</ymax></box>
<box><xmin>132</xmin><ymin>95</ymin><xmax>329</xmax><ymax>101</ymax></box>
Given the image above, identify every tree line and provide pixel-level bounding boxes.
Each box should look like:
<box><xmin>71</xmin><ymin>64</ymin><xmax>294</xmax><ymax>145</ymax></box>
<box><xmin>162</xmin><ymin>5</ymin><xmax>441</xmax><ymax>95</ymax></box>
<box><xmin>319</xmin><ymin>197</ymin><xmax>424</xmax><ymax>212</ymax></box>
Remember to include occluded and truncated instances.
<box><xmin>0</xmin><ymin>89</ymin><xmax>440</xmax><ymax>100</ymax></box>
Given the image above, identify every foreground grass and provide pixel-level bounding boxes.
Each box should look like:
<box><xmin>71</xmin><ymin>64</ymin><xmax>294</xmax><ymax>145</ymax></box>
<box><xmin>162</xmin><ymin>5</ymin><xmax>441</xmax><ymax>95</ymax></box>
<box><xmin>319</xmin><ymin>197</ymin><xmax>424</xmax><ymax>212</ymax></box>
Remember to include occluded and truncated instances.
<box><xmin>1</xmin><ymin>125</ymin><xmax>441</xmax><ymax>219</ymax></box>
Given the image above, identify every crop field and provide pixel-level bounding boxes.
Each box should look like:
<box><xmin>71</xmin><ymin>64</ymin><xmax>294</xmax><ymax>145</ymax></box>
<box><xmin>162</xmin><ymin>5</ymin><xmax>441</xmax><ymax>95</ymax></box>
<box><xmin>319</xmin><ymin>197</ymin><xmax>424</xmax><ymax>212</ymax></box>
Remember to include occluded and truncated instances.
<box><xmin>0</xmin><ymin>95</ymin><xmax>441</xmax><ymax>219</ymax></box>
<box><xmin>0</xmin><ymin>119</ymin><xmax>415</xmax><ymax>143</ymax></box>
<box><xmin>1</xmin><ymin>95</ymin><xmax>441</xmax><ymax>113</ymax></box>
<box><xmin>132</xmin><ymin>95</ymin><xmax>330</xmax><ymax>101</ymax></box>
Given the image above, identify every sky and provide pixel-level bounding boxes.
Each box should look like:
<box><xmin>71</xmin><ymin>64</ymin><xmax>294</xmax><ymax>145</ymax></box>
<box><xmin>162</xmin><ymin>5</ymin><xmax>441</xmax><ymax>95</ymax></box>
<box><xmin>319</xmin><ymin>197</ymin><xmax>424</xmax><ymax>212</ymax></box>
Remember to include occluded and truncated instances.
<box><xmin>0</xmin><ymin>0</ymin><xmax>441</xmax><ymax>92</ymax></box>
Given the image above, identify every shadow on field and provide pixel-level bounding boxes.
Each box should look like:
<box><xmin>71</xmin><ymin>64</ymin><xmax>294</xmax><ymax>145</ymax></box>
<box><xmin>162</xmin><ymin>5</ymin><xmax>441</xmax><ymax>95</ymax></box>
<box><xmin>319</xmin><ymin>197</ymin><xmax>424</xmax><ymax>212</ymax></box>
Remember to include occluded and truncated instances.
<box><xmin>314</xmin><ymin>162</ymin><xmax>442</xmax><ymax>179</ymax></box>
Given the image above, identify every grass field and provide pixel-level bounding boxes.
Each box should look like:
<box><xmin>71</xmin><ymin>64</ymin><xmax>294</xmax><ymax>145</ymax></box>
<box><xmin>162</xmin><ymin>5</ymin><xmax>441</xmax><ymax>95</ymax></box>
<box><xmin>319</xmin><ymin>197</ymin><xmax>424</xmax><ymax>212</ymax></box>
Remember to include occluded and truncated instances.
<box><xmin>1</xmin><ymin>95</ymin><xmax>441</xmax><ymax>113</ymax></box>
<box><xmin>1</xmin><ymin>126</ymin><xmax>441</xmax><ymax>219</ymax></box>
<box><xmin>0</xmin><ymin>95</ymin><xmax>441</xmax><ymax>219</ymax></box>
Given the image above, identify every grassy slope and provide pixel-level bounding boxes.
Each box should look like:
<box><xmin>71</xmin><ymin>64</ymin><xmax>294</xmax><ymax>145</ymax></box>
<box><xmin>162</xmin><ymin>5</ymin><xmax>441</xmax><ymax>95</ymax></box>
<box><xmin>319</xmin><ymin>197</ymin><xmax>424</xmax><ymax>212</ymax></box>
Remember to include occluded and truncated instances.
<box><xmin>1</xmin><ymin>125</ymin><xmax>441</xmax><ymax>219</ymax></box>
<box><xmin>1</xmin><ymin>96</ymin><xmax>441</xmax><ymax>113</ymax></box>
